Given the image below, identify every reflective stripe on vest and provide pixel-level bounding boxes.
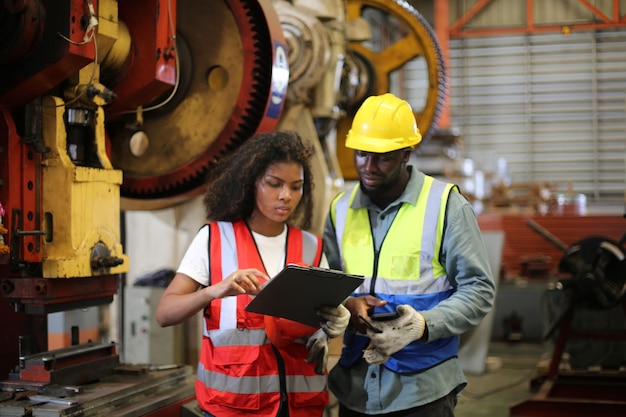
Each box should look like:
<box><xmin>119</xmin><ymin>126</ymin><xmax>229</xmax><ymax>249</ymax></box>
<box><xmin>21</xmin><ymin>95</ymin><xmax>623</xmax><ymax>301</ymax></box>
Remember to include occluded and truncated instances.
<box><xmin>332</xmin><ymin>176</ymin><xmax>459</xmax><ymax>373</ymax></box>
<box><xmin>196</xmin><ymin>219</ymin><xmax>327</xmax><ymax>416</ymax></box>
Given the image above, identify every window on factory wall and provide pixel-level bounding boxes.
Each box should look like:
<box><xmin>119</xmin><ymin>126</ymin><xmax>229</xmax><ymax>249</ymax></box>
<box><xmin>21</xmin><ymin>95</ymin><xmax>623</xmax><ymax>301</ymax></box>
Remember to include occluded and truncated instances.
<box><xmin>447</xmin><ymin>30</ymin><xmax>626</xmax><ymax>207</ymax></box>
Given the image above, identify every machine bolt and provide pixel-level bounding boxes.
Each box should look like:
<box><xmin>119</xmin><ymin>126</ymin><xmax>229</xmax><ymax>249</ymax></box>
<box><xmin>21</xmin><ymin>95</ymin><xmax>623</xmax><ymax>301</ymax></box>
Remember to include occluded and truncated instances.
<box><xmin>1</xmin><ymin>280</ymin><xmax>15</xmax><ymax>294</ymax></box>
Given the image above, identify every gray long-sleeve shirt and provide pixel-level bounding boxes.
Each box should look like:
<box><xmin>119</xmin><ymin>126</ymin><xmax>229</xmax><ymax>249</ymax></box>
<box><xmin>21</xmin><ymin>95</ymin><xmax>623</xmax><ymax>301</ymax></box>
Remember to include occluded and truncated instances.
<box><xmin>323</xmin><ymin>167</ymin><xmax>496</xmax><ymax>414</ymax></box>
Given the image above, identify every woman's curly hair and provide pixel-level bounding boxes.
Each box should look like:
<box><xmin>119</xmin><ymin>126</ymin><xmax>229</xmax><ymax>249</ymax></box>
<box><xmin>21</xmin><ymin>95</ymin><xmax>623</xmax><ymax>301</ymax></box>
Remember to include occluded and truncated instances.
<box><xmin>203</xmin><ymin>131</ymin><xmax>315</xmax><ymax>230</ymax></box>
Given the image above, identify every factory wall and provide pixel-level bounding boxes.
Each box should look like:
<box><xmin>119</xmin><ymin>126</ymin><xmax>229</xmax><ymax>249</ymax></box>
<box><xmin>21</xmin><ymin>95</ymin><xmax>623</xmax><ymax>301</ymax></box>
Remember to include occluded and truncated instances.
<box><xmin>449</xmin><ymin>30</ymin><xmax>626</xmax><ymax>208</ymax></box>
<box><xmin>404</xmin><ymin>1</ymin><xmax>626</xmax><ymax>210</ymax></box>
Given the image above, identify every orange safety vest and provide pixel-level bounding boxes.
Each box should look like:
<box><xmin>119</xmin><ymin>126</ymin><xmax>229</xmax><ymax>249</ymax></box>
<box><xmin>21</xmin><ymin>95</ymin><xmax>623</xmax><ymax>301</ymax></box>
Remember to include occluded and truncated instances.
<box><xmin>197</xmin><ymin>219</ymin><xmax>328</xmax><ymax>417</ymax></box>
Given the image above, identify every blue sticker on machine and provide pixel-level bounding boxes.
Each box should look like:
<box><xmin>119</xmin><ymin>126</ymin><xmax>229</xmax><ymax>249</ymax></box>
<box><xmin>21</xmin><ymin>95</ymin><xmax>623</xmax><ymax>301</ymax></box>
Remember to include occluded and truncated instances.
<box><xmin>267</xmin><ymin>41</ymin><xmax>288</xmax><ymax>119</ymax></box>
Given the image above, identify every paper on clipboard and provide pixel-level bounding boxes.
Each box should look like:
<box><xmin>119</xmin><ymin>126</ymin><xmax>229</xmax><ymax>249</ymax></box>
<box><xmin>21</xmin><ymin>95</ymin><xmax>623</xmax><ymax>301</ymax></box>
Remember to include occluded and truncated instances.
<box><xmin>245</xmin><ymin>264</ymin><xmax>364</xmax><ymax>327</ymax></box>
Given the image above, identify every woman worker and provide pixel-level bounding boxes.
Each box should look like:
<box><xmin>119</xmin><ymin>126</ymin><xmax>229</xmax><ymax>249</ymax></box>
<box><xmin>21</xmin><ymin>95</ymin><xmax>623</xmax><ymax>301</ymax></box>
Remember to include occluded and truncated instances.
<box><xmin>155</xmin><ymin>130</ymin><xmax>350</xmax><ymax>417</ymax></box>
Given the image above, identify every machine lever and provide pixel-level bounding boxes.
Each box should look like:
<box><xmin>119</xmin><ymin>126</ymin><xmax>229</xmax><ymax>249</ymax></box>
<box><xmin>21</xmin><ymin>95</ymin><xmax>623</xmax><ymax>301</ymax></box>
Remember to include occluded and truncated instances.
<box><xmin>526</xmin><ymin>219</ymin><xmax>569</xmax><ymax>252</ymax></box>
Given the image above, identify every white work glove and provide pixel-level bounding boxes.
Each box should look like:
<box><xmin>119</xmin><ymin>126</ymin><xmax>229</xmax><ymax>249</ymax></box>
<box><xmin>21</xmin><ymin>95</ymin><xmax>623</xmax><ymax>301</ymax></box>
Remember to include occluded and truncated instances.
<box><xmin>318</xmin><ymin>304</ymin><xmax>350</xmax><ymax>338</ymax></box>
<box><xmin>306</xmin><ymin>328</ymin><xmax>329</xmax><ymax>375</ymax></box>
<box><xmin>362</xmin><ymin>305</ymin><xmax>425</xmax><ymax>364</ymax></box>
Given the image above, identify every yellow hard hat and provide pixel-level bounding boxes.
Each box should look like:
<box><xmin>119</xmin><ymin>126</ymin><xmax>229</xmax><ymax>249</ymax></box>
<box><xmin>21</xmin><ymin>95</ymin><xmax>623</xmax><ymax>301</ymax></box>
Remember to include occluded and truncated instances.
<box><xmin>345</xmin><ymin>93</ymin><xmax>422</xmax><ymax>153</ymax></box>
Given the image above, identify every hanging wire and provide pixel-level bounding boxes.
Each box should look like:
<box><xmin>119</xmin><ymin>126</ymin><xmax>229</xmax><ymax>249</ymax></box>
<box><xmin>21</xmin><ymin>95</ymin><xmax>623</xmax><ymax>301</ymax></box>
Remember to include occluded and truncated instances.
<box><xmin>55</xmin><ymin>0</ymin><xmax>99</xmax><ymax>108</ymax></box>
<box><xmin>139</xmin><ymin>0</ymin><xmax>180</xmax><ymax>113</ymax></box>
<box><xmin>114</xmin><ymin>0</ymin><xmax>180</xmax><ymax>118</ymax></box>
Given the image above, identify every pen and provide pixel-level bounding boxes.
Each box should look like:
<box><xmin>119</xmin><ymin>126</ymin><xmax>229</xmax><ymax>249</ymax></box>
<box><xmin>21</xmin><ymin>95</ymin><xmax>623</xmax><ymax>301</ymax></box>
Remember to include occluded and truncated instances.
<box><xmin>358</xmin><ymin>314</ymin><xmax>382</xmax><ymax>333</ymax></box>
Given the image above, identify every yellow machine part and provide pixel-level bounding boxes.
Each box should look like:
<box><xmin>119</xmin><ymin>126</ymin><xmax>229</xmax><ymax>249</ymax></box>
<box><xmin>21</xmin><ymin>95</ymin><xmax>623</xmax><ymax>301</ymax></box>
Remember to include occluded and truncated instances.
<box><xmin>41</xmin><ymin>96</ymin><xmax>129</xmax><ymax>278</ymax></box>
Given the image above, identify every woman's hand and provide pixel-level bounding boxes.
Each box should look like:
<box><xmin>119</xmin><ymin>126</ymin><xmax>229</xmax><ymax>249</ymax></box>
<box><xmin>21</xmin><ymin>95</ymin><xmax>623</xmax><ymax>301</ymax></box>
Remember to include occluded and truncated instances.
<box><xmin>214</xmin><ymin>268</ymin><xmax>269</xmax><ymax>298</ymax></box>
<box><xmin>156</xmin><ymin>269</ymin><xmax>269</xmax><ymax>327</ymax></box>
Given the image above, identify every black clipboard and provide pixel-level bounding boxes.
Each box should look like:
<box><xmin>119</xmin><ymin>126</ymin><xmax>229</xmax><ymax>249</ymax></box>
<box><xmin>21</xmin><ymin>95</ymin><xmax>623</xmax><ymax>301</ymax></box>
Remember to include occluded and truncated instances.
<box><xmin>245</xmin><ymin>264</ymin><xmax>364</xmax><ymax>327</ymax></box>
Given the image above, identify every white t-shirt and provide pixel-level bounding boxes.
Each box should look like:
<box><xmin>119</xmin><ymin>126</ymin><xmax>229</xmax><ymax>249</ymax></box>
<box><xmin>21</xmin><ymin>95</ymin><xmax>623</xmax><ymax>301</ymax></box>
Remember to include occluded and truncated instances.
<box><xmin>177</xmin><ymin>224</ymin><xmax>328</xmax><ymax>286</ymax></box>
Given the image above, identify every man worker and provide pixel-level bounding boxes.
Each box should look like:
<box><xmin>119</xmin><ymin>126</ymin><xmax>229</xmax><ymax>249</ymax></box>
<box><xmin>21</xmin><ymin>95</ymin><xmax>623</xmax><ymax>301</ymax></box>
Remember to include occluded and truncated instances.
<box><xmin>323</xmin><ymin>93</ymin><xmax>496</xmax><ymax>416</ymax></box>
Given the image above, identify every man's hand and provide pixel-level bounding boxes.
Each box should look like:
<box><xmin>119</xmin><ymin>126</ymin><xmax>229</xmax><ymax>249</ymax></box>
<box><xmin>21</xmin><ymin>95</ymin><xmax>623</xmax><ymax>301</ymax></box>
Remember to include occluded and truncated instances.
<box><xmin>344</xmin><ymin>296</ymin><xmax>387</xmax><ymax>334</ymax></box>
<box><xmin>306</xmin><ymin>329</ymin><xmax>329</xmax><ymax>375</ymax></box>
<box><xmin>318</xmin><ymin>304</ymin><xmax>350</xmax><ymax>338</ymax></box>
<box><xmin>362</xmin><ymin>305</ymin><xmax>425</xmax><ymax>364</ymax></box>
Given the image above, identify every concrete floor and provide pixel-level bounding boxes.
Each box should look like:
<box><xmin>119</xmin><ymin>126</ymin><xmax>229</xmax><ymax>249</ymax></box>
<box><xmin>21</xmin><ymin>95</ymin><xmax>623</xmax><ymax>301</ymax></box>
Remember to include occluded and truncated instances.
<box><xmin>456</xmin><ymin>342</ymin><xmax>552</xmax><ymax>417</ymax></box>
<box><xmin>325</xmin><ymin>341</ymin><xmax>553</xmax><ymax>417</ymax></box>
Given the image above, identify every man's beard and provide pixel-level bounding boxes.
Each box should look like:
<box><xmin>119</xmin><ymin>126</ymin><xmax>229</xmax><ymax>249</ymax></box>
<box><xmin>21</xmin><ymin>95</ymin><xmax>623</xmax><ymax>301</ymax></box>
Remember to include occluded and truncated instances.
<box><xmin>359</xmin><ymin>179</ymin><xmax>384</xmax><ymax>197</ymax></box>
<box><xmin>358</xmin><ymin>165</ymin><xmax>403</xmax><ymax>199</ymax></box>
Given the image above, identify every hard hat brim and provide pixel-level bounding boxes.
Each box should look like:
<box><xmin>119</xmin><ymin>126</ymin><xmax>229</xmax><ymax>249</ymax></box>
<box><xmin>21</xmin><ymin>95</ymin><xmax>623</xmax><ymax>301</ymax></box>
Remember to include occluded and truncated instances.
<box><xmin>345</xmin><ymin>132</ymin><xmax>422</xmax><ymax>153</ymax></box>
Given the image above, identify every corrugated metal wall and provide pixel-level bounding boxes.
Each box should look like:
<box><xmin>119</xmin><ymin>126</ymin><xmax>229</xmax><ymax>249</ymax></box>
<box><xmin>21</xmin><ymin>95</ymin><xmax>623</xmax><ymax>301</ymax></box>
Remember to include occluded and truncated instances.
<box><xmin>403</xmin><ymin>1</ymin><xmax>626</xmax><ymax>205</ymax></box>
<box><xmin>449</xmin><ymin>30</ymin><xmax>626</xmax><ymax>202</ymax></box>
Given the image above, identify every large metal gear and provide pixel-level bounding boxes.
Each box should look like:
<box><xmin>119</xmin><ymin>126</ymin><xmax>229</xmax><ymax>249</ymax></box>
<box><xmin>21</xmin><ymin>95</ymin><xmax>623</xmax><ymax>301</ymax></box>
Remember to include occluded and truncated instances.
<box><xmin>107</xmin><ymin>0</ymin><xmax>446</xmax><ymax>197</ymax></box>
<box><xmin>337</xmin><ymin>0</ymin><xmax>447</xmax><ymax>179</ymax></box>
<box><xmin>107</xmin><ymin>0</ymin><xmax>288</xmax><ymax>206</ymax></box>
